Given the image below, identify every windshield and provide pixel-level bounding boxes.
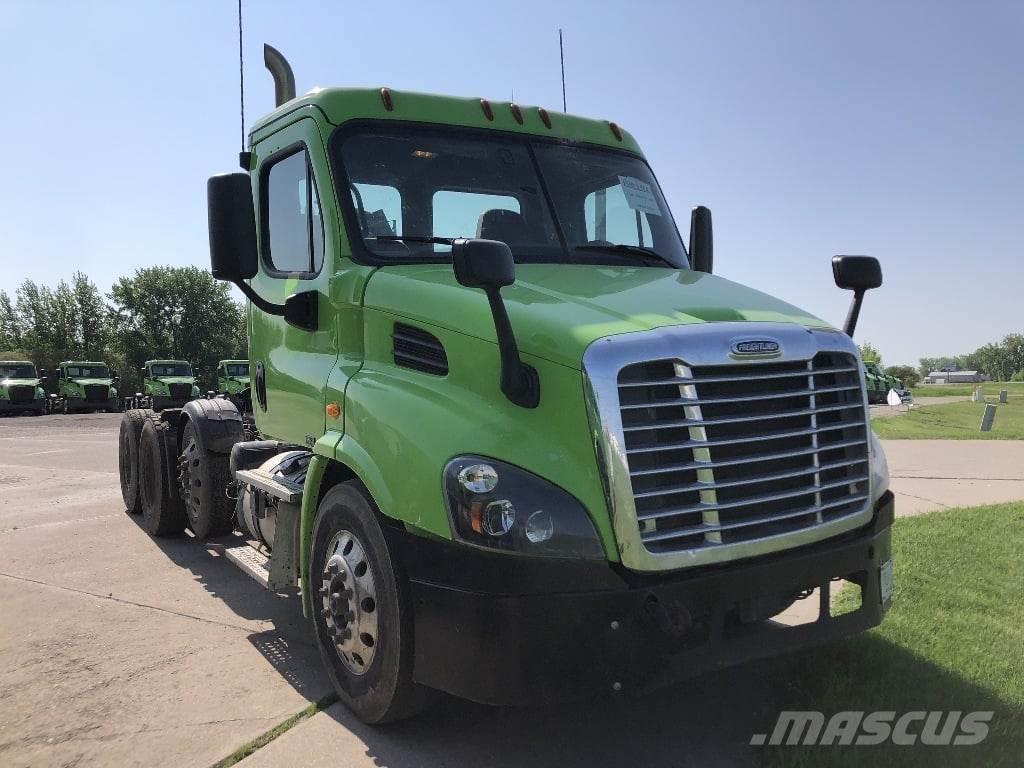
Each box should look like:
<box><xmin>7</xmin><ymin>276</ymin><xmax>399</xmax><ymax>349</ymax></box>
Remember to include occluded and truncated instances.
<box><xmin>151</xmin><ymin>364</ymin><xmax>192</xmax><ymax>377</ymax></box>
<box><xmin>226</xmin><ymin>364</ymin><xmax>249</xmax><ymax>377</ymax></box>
<box><xmin>66</xmin><ymin>365</ymin><xmax>110</xmax><ymax>379</ymax></box>
<box><xmin>336</xmin><ymin>126</ymin><xmax>688</xmax><ymax>269</ymax></box>
<box><xmin>0</xmin><ymin>364</ymin><xmax>35</xmax><ymax>379</ymax></box>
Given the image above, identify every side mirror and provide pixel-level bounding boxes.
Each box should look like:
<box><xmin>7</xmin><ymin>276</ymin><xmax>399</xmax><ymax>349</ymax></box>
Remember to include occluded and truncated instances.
<box><xmin>38</xmin><ymin>368</ymin><xmax>47</xmax><ymax>375</ymax></box>
<box><xmin>207</xmin><ymin>173</ymin><xmax>258</xmax><ymax>283</ymax></box>
<box><xmin>832</xmin><ymin>255</ymin><xmax>882</xmax><ymax>337</ymax></box>
<box><xmin>140</xmin><ymin>367</ymin><xmax>147</xmax><ymax>374</ymax></box>
<box><xmin>39</xmin><ymin>376</ymin><xmax>47</xmax><ymax>384</ymax></box>
<box><xmin>689</xmin><ymin>206</ymin><xmax>713</xmax><ymax>274</ymax></box>
<box><xmin>451</xmin><ymin>238</ymin><xmax>538</xmax><ymax>408</ymax></box>
<box><xmin>208</xmin><ymin>171</ymin><xmax>312</xmax><ymax>328</ymax></box>
<box><xmin>113</xmin><ymin>376</ymin><xmax>120</xmax><ymax>383</ymax></box>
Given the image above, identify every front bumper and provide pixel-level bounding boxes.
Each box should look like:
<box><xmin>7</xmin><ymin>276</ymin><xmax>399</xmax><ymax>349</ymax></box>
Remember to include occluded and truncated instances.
<box><xmin>0</xmin><ymin>399</ymin><xmax>46</xmax><ymax>414</ymax></box>
<box><xmin>389</xmin><ymin>491</ymin><xmax>894</xmax><ymax>706</ymax></box>
<box><xmin>151</xmin><ymin>395</ymin><xmax>192</xmax><ymax>411</ymax></box>
<box><xmin>64</xmin><ymin>397</ymin><xmax>118</xmax><ymax>412</ymax></box>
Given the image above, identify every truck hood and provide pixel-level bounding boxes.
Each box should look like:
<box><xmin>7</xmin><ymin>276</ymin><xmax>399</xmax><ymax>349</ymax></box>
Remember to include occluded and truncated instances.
<box><xmin>66</xmin><ymin>378</ymin><xmax>113</xmax><ymax>387</ymax></box>
<box><xmin>1</xmin><ymin>378</ymin><xmax>41</xmax><ymax>389</ymax></box>
<box><xmin>364</xmin><ymin>264</ymin><xmax>831</xmax><ymax>369</ymax></box>
<box><xmin>152</xmin><ymin>376</ymin><xmax>195</xmax><ymax>385</ymax></box>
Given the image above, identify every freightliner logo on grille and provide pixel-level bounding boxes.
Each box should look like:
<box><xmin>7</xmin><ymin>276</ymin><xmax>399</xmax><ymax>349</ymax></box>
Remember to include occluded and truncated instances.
<box><xmin>731</xmin><ymin>339</ymin><xmax>781</xmax><ymax>355</ymax></box>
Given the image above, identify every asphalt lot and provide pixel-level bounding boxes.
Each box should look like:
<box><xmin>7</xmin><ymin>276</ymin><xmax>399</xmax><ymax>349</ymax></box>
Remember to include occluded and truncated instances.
<box><xmin>1</xmin><ymin>412</ymin><xmax>1022</xmax><ymax>767</ymax></box>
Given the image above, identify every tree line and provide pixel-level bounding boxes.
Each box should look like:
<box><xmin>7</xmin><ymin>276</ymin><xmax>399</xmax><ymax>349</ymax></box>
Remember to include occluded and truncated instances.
<box><xmin>0</xmin><ymin>267</ymin><xmax>246</xmax><ymax>396</ymax></box>
<box><xmin>918</xmin><ymin>333</ymin><xmax>1024</xmax><ymax>383</ymax></box>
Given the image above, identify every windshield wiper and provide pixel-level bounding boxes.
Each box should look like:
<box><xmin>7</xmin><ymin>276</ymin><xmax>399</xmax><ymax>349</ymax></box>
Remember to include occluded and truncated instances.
<box><xmin>367</xmin><ymin>235</ymin><xmax>456</xmax><ymax>246</ymax></box>
<box><xmin>574</xmin><ymin>243</ymin><xmax>676</xmax><ymax>268</ymax></box>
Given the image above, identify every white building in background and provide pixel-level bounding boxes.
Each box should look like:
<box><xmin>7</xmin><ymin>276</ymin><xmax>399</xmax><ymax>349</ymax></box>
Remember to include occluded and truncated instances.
<box><xmin>923</xmin><ymin>370</ymin><xmax>989</xmax><ymax>384</ymax></box>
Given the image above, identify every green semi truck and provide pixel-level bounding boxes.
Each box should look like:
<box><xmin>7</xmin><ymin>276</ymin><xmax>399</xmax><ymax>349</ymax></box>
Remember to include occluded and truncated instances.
<box><xmin>135</xmin><ymin>359</ymin><xmax>200</xmax><ymax>411</ymax></box>
<box><xmin>120</xmin><ymin>46</ymin><xmax>894</xmax><ymax>723</ymax></box>
<box><xmin>216</xmin><ymin>359</ymin><xmax>250</xmax><ymax>395</ymax></box>
<box><xmin>863</xmin><ymin>361</ymin><xmax>911</xmax><ymax>404</ymax></box>
<box><xmin>0</xmin><ymin>360</ymin><xmax>47</xmax><ymax>415</ymax></box>
<box><xmin>53</xmin><ymin>360</ymin><xmax>119</xmax><ymax>413</ymax></box>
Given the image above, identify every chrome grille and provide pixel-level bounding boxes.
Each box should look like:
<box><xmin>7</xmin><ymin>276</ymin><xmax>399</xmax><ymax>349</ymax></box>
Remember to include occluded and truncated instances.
<box><xmin>168</xmin><ymin>383</ymin><xmax>192</xmax><ymax>401</ymax></box>
<box><xmin>7</xmin><ymin>385</ymin><xmax>34</xmax><ymax>403</ymax></box>
<box><xmin>85</xmin><ymin>384</ymin><xmax>109</xmax><ymax>402</ymax></box>
<box><xmin>617</xmin><ymin>352</ymin><xmax>868</xmax><ymax>556</ymax></box>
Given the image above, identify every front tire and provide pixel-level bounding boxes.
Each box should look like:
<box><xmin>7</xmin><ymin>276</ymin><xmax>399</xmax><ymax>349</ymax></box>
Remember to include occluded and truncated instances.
<box><xmin>309</xmin><ymin>482</ymin><xmax>433</xmax><ymax>724</ymax></box>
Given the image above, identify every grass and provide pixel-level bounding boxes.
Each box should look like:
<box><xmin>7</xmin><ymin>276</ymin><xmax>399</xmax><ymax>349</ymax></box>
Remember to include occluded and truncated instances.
<box><xmin>871</xmin><ymin>397</ymin><xmax>1024</xmax><ymax>439</ymax></box>
<box><xmin>910</xmin><ymin>381</ymin><xmax>1024</xmax><ymax>398</ymax></box>
<box><xmin>760</xmin><ymin>502</ymin><xmax>1024</xmax><ymax>767</ymax></box>
<box><xmin>209</xmin><ymin>694</ymin><xmax>337</xmax><ymax>768</ymax></box>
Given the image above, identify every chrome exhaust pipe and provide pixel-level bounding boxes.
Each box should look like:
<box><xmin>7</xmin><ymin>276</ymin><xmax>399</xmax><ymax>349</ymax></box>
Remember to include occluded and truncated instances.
<box><xmin>264</xmin><ymin>44</ymin><xmax>295</xmax><ymax>107</ymax></box>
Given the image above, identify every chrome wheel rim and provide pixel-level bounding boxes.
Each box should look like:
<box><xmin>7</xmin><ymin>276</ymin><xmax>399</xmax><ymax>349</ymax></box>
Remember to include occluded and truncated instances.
<box><xmin>319</xmin><ymin>529</ymin><xmax>378</xmax><ymax>675</ymax></box>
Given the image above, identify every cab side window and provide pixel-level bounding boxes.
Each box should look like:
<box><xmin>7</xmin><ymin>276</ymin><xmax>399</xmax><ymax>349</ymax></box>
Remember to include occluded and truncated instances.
<box><xmin>263</xmin><ymin>148</ymin><xmax>325</xmax><ymax>275</ymax></box>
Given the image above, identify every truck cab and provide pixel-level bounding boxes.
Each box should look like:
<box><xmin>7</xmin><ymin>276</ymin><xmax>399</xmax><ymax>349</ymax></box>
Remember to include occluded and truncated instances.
<box><xmin>125</xmin><ymin>49</ymin><xmax>894</xmax><ymax>724</ymax></box>
<box><xmin>0</xmin><ymin>360</ymin><xmax>47</xmax><ymax>416</ymax></box>
<box><xmin>142</xmin><ymin>359</ymin><xmax>199</xmax><ymax>411</ymax></box>
<box><xmin>216</xmin><ymin>359</ymin><xmax>250</xmax><ymax>395</ymax></box>
<box><xmin>55</xmin><ymin>360</ymin><xmax>118</xmax><ymax>413</ymax></box>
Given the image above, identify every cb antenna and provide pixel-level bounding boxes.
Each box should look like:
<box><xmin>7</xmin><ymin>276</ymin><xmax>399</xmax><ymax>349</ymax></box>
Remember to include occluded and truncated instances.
<box><xmin>237</xmin><ymin>0</ymin><xmax>250</xmax><ymax>169</ymax></box>
<box><xmin>559</xmin><ymin>28</ymin><xmax>567</xmax><ymax>112</ymax></box>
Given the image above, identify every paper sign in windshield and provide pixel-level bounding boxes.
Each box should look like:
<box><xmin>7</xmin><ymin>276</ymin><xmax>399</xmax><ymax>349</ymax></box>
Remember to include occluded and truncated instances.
<box><xmin>618</xmin><ymin>176</ymin><xmax>662</xmax><ymax>216</ymax></box>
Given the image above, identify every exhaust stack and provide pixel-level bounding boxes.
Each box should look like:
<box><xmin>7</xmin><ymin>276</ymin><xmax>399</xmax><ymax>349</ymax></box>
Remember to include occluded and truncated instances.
<box><xmin>264</xmin><ymin>44</ymin><xmax>295</xmax><ymax>107</ymax></box>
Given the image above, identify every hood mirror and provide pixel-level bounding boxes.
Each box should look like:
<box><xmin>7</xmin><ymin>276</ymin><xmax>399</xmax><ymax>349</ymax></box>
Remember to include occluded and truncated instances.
<box><xmin>832</xmin><ymin>255</ymin><xmax>882</xmax><ymax>337</ymax></box>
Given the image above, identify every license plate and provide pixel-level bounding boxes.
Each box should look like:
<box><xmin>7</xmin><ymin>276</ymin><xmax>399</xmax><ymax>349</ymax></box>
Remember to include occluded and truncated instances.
<box><xmin>879</xmin><ymin>559</ymin><xmax>894</xmax><ymax>604</ymax></box>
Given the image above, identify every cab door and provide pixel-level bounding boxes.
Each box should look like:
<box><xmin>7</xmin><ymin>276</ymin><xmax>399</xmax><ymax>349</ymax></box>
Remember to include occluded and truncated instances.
<box><xmin>249</xmin><ymin>117</ymin><xmax>338</xmax><ymax>446</ymax></box>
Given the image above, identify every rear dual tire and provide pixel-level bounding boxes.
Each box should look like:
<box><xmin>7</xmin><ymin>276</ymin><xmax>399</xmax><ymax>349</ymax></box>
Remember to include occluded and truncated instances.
<box><xmin>139</xmin><ymin>417</ymin><xmax>186</xmax><ymax>536</ymax></box>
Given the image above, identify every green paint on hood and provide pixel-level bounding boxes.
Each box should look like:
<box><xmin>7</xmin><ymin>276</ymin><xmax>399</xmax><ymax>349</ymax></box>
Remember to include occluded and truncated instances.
<box><xmin>150</xmin><ymin>376</ymin><xmax>195</xmax><ymax>385</ymax></box>
<box><xmin>364</xmin><ymin>264</ymin><xmax>831</xmax><ymax>369</ymax></box>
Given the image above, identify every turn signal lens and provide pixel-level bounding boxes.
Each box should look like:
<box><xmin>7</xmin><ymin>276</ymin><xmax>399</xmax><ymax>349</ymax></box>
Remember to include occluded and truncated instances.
<box><xmin>326</xmin><ymin>402</ymin><xmax>341</xmax><ymax>418</ymax></box>
<box><xmin>458</xmin><ymin>463</ymin><xmax>498</xmax><ymax>493</ymax></box>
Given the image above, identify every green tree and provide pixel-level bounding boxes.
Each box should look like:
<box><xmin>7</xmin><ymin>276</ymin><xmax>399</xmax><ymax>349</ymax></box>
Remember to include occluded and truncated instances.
<box><xmin>71</xmin><ymin>271</ymin><xmax>109</xmax><ymax>359</ymax></box>
<box><xmin>0</xmin><ymin>291</ymin><xmax>20</xmax><ymax>351</ymax></box>
<box><xmin>108</xmin><ymin>266</ymin><xmax>245</xmax><ymax>393</ymax></box>
<box><xmin>858</xmin><ymin>341</ymin><xmax>881</xmax><ymax>364</ymax></box>
<box><xmin>884</xmin><ymin>365</ymin><xmax>920</xmax><ymax>388</ymax></box>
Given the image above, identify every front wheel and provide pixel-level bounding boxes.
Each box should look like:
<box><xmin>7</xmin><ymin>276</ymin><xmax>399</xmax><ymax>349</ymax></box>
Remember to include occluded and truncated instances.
<box><xmin>309</xmin><ymin>482</ymin><xmax>434</xmax><ymax>724</ymax></box>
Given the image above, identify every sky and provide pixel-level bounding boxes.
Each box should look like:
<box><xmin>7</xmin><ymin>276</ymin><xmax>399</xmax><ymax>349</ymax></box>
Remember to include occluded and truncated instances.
<box><xmin>1</xmin><ymin>0</ymin><xmax>1021</xmax><ymax>366</ymax></box>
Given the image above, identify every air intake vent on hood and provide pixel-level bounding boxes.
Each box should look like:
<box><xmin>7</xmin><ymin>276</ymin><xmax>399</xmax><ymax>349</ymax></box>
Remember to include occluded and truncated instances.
<box><xmin>393</xmin><ymin>323</ymin><xmax>448</xmax><ymax>376</ymax></box>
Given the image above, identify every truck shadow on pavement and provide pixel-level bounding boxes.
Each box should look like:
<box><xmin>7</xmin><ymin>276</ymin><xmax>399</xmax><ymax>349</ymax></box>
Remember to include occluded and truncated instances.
<box><xmin>310</xmin><ymin>635</ymin><xmax>1020</xmax><ymax>768</ymax></box>
<box><xmin>124</xmin><ymin>515</ymin><xmax>329</xmax><ymax>702</ymax></box>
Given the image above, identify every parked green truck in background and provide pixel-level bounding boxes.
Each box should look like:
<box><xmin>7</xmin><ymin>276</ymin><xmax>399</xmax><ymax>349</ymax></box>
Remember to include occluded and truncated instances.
<box><xmin>0</xmin><ymin>360</ymin><xmax>47</xmax><ymax>415</ymax></box>
<box><xmin>863</xmin><ymin>361</ymin><xmax>910</xmax><ymax>404</ymax></box>
<box><xmin>54</xmin><ymin>361</ymin><xmax>119</xmax><ymax>413</ymax></box>
<box><xmin>121</xmin><ymin>46</ymin><xmax>895</xmax><ymax>724</ymax></box>
<box><xmin>141</xmin><ymin>359</ymin><xmax>200</xmax><ymax>411</ymax></box>
<box><xmin>216</xmin><ymin>359</ymin><xmax>250</xmax><ymax>395</ymax></box>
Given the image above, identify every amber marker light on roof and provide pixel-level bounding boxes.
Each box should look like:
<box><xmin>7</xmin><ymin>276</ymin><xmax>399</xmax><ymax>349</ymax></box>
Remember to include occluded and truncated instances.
<box><xmin>480</xmin><ymin>99</ymin><xmax>494</xmax><ymax>121</ymax></box>
<box><xmin>538</xmin><ymin>107</ymin><xmax>552</xmax><ymax>128</ymax></box>
<box><xmin>380</xmin><ymin>87</ymin><xmax>394</xmax><ymax>111</ymax></box>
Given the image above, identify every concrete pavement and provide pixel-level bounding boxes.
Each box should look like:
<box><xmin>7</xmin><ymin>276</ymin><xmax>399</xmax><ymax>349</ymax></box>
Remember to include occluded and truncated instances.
<box><xmin>883</xmin><ymin>439</ymin><xmax>1024</xmax><ymax>515</ymax></box>
<box><xmin>0</xmin><ymin>414</ymin><xmax>331</xmax><ymax>768</ymax></box>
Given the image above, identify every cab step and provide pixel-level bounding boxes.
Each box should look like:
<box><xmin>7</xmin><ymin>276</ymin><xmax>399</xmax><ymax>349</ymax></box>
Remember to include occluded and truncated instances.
<box><xmin>224</xmin><ymin>543</ymin><xmax>271</xmax><ymax>589</ymax></box>
<box><xmin>234</xmin><ymin>467</ymin><xmax>303</xmax><ymax>503</ymax></box>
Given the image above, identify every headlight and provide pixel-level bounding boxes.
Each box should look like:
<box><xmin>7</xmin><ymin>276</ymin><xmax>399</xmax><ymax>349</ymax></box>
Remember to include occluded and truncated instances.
<box><xmin>443</xmin><ymin>456</ymin><xmax>604</xmax><ymax>559</ymax></box>
<box><xmin>869</xmin><ymin>429</ymin><xmax>890</xmax><ymax>504</ymax></box>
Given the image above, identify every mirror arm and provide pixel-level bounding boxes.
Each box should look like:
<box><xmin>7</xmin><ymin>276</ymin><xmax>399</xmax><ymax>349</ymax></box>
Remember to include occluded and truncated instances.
<box><xmin>843</xmin><ymin>288</ymin><xmax>866</xmax><ymax>337</ymax></box>
<box><xmin>484</xmin><ymin>287</ymin><xmax>540</xmax><ymax>408</ymax></box>
<box><xmin>233</xmin><ymin>280</ymin><xmax>285</xmax><ymax>317</ymax></box>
